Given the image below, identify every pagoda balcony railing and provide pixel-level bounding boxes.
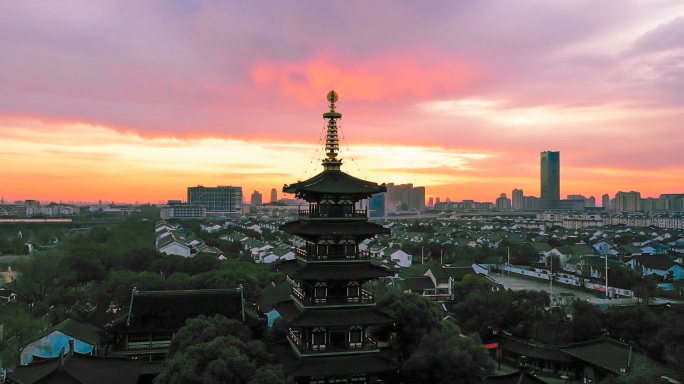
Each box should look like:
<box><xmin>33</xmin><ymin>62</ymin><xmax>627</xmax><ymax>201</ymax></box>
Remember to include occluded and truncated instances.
<box><xmin>292</xmin><ymin>287</ymin><xmax>374</xmax><ymax>306</ymax></box>
<box><xmin>288</xmin><ymin>330</ymin><xmax>378</xmax><ymax>354</ymax></box>
<box><xmin>298</xmin><ymin>209</ymin><xmax>367</xmax><ymax>219</ymax></box>
<box><xmin>294</xmin><ymin>248</ymin><xmax>371</xmax><ymax>261</ymax></box>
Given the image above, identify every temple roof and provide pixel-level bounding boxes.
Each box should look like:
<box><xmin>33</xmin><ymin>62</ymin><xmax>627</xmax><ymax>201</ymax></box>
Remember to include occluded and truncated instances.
<box><xmin>279</xmin><ymin>220</ymin><xmax>390</xmax><ymax>237</ymax></box>
<box><xmin>559</xmin><ymin>338</ymin><xmax>631</xmax><ymax>374</ymax></box>
<box><xmin>291</xmin><ymin>263</ymin><xmax>394</xmax><ymax>280</ymax></box>
<box><xmin>7</xmin><ymin>352</ymin><xmax>143</xmax><ymax>384</ymax></box>
<box><xmin>125</xmin><ymin>288</ymin><xmax>243</xmax><ymax>331</ymax></box>
<box><xmin>273</xmin><ymin>300</ymin><xmax>394</xmax><ymax>327</ymax></box>
<box><xmin>290</xmin><ymin>353</ymin><xmax>398</xmax><ymax>377</ymax></box>
<box><xmin>282</xmin><ymin>170</ymin><xmax>386</xmax><ymax>196</ymax></box>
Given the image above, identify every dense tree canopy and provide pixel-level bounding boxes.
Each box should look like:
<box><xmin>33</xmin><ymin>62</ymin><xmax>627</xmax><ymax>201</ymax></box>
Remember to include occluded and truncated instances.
<box><xmin>376</xmin><ymin>293</ymin><xmax>440</xmax><ymax>361</ymax></box>
<box><xmin>403</xmin><ymin>321</ymin><xmax>494</xmax><ymax>384</ymax></box>
<box><xmin>154</xmin><ymin>315</ymin><xmax>286</xmax><ymax>384</ymax></box>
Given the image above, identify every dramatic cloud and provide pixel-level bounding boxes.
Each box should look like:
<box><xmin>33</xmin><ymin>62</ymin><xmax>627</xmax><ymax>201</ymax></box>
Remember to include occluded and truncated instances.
<box><xmin>0</xmin><ymin>0</ymin><xmax>683</xmax><ymax>202</ymax></box>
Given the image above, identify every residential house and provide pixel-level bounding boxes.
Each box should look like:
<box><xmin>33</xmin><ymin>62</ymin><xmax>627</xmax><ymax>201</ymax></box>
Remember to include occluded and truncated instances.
<box><xmin>8</xmin><ymin>345</ymin><xmax>143</xmax><ymax>384</ymax></box>
<box><xmin>626</xmin><ymin>254</ymin><xmax>683</xmax><ymax>280</ymax></box>
<box><xmin>20</xmin><ymin>319</ymin><xmax>102</xmax><ymax>365</ymax></box>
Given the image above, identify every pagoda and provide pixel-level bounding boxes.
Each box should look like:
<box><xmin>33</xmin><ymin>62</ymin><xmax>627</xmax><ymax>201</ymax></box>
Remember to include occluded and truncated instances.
<box><xmin>275</xmin><ymin>91</ymin><xmax>398</xmax><ymax>384</ymax></box>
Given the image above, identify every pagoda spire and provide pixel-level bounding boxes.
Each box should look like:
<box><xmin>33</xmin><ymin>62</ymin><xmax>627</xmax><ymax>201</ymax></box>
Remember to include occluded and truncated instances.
<box><xmin>322</xmin><ymin>90</ymin><xmax>343</xmax><ymax>171</ymax></box>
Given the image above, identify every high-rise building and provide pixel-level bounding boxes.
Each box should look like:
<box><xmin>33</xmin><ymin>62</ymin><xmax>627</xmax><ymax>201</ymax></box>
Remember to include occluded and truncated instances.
<box><xmin>251</xmin><ymin>190</ymin><xmax>263</xmax><ymax>206</ymax></box>
<box><xmin>385</xmin><ymin>183</ymin><xmax>426</xmax><ymax>210</ymax></box>
<box><xmin>602</xmin><ymin>194</ymin><xmax>610</xmax><ymax>209</ymax></box>
<box><xmin>512</xmin><ymin>189</ymin><xmax>524</xmax><ymax>210</ymax></box>
<box><xmin>271</xmin><ymin>188</ymin><xmax>278</xmax><ymax>203</ymax></box>
<box><xmin>370</xmin><ymin>193</ymin><xmax>385</xmax><ymax>217</ymax></box>
<box><xmin>496</xmin><ymin>193</ymin><xmax>512</xmax><ymax>210</ymax></box>
<box><xmin>587</xmin><ymin>196</ymin><xmax>596</xmax><ymax>208</ymax></box>
<box><xmin>188</xmin><ymin>186</ymin><xmax>242</xmax><ymax>213</ymax></box>
<box><xmin>427</xmin><ymin>197</ymin><xmax>434</xmax><ymax>207</ymax></box>
<box><xmin>412</xmin><ymin>186</ymin><xmax>426</xmax><ymax>210</ymax></box>
<box><xmin>615</xmin><ymin>191</ymin><xmax>641</xmax><ymax>212</ymax></box>
<box><xmin>524</xmin><ymin>196</ymin><xmax>540</xmax><ymax>210</ymax></box>
<box><xmin>540</xmin><ymin>151</ymin><xmax>560</xmax><ymax>209</ymax></box>
<box><xmin>435</xmin><ymin>197</ymin><xmax>441</xmax><ymax>205</ymax></box>
<box><xmin>277</xmin><ymin>91</ymin><xmax>397</xmax><ymax>383</ymax></box>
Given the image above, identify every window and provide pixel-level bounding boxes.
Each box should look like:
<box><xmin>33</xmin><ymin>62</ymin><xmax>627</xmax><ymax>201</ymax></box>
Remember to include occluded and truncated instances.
<box><xmin>313</xmin><ymin>333</ymin><xmax>326</xmax><ymax>345</ymax></box>
<box><xmin>349</xmin><ymin>331</ymin><xmax>362</xmax><ymax>348</ymax></box>
<box><xmin>347</xmin><ymin>286</ymin><xmax>359</xmax><ymax>297</ymax></box>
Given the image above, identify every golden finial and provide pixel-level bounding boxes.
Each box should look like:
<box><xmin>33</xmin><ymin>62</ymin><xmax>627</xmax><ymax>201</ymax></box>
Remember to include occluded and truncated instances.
<box><xmin>327</xmin><ymin>90</ymin><xmax>339</xmax><ymax>104</ymax></box>
<box><xmin>322</xmin><ymin>90</ymin><xmax>342</xmax><ymax>170</ymax></box>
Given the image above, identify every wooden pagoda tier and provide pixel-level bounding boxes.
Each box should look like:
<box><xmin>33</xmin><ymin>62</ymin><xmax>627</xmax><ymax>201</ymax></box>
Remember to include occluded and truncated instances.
<box><xmin>276</xmin><ymin>91</ymin><xmax>398</xmax><ymax>384</ymax></box>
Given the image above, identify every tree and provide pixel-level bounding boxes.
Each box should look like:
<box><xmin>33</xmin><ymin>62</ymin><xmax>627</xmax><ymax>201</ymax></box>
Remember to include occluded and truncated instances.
<box><xmin>154</xmin><ymin>315</ymin><xmax>285</xmax><ymax>384</ymax></box>
<box><xmin>402</xmin><ymin>321</ymin><xmax>494</xmax><ymax>384</ymax></box>
<box><xmin>560</xmin><ymin>301</ymin><xmax>604</xmax><ymax>343</ymax></box>
<box><xmin>375</xmin><ymin>293</ymin><xmax>440</xmax><ymax>361</ymax></box>
<box><xmin>0</xmin><ymin>306</ymin><xmax>48</xmax><ymax>365</ymax></box>
<box><xmin>10</xmin><ymin>253</ymin><xmax>63</xmax><ymax>304</ymax></box>
<box><xmin>603</xmin><ymin>355</ymin><xmax>661</xmax><ymax>384</ymax></box>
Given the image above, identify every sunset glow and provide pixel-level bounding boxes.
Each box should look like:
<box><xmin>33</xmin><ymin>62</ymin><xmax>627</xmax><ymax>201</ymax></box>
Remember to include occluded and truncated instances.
<box><xmin>1</xmin><ymin>1</ymin><xmax>683</xmax><ymax>203</ymax></box>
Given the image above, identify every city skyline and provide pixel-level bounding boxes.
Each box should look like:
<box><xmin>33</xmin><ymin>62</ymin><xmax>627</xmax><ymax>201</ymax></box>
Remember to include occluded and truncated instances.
<box><xmin>1</xmin><ymin>2</ymin><xmax>684</xmax><ymax>203</ymax></box>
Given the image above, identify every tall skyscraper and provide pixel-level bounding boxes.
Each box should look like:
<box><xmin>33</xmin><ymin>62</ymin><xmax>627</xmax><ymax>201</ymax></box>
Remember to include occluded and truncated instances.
<box><xmin>602</xmin><ymin>194</ymin><xmax>610</xmax><ymax>209</ymax></box>
<box><xmin>271</xmin><ymin>188</ymin><xmax>278</xmax><ymax>203</ymax></box>
<box><xmin>427</xmin><ymin>197</ymin><xmax>434</xmax><ymax>207</ymax></box>
<box><xmin>188</xmin><ymin>185</ymin><xmax>242</xmax><ymax>213</ymax></box>
<box><xmin>251</xmin><ymin>190</ymin><xmax>263</xmax><ymax>206</ymax></box>
<box><xmin>512</xmin><ymin>188</ymin><xmax>524</xmax><ymax>210</ymax></box>
<box><xmin>540</xmin><ymin>151</ymin><xmax>560</xmax><ymax>209</ymax></box>
<box><xmin>435</xmin><ymin>197</ymin><xmax>441</xmax><ymax>205</ymax></box>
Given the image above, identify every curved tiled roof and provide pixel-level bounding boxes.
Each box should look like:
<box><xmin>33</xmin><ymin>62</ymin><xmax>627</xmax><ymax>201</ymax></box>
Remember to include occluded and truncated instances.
<box><xmin>279</xmin><ymin>220</ymin><xmax>390</xmax><ymax>237</ymax></box>
<box><xmin>291</xmin><ymin>263</ymin><xmax>393</xmax><ymax>280</ymax></box>
<box><xmin>283</xmin><ymin>170</ymin><xmax>386</xmax><ymax>195</ymax></box>
<box><xmin>560</xmin><ymin>338</ymin><xmax>631</xmax><ymax>374</ymax></box>
<box><xmin>290</xmin><ymin>353</ymin><xmax>398</xmax><ymax>377</ymax></box>
<box><xmin>273</xmin><ymin>300</ymin><xmax>394</xmax><ymax>327</ymax></box>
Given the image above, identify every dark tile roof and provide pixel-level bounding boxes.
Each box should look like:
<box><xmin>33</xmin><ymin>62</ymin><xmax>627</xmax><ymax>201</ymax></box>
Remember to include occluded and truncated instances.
<box><xmin>633</xmin><ymin>254</ymin><xmax>677</xmax><ymax>271</ymax></box>
<box><xmin>404</xmin><ymin>277</ymin><xmax>435</xmax><ymax>291</ymax></box>
<box><xmin>291</xmin><ymin>263</ymin><xmax>393</xmax><ymax>280</ymax></box>
<box><xmin>258</xmin><ymin>281</ymin><xmax>293</xmax><ymax>312</ymax></box>
<box><xmin>279</xmin><ymin>220</ymin><xmax>391</xmax><ymax>237</ymax></box>
<box><xmin>273</xmin><ymin>300</ymin><xmax>393</xmax><ymax>327</ymax></box>
<box><xmin>500</xmin><ymin>335</ymin><xmax>572</xmax><ymax>363</ymax></box>
<box><xmin>290</xmin><ymin>353</ymin><xmax>398</xmax><ymax>377</ymax></box>
<box><xmin>560</xmin><ymin>338</ymin><xmax>631</xmax><ymax>374</ymax></box>
<box><xmin>32</xmin><ymin>319</ymin><xmax>102</xmax><ymax>347</ymax></box>
<box><xmin>443</xmin><ymin>266</ymin><xmax>478</xmax><ymax>280</ymax></box>
<box><xmin>272</xmin><ymin>259</ymin><xmax>304</xmax><ymax>275</ymax></box>
<box><xmin>529</xmin><ymin>242</ymin><xmax>552</xmax><ymax>252</ymax></box>
<box><xmin>429</xmin><ymin>266</ymin><xmax>449</xmax><ymax>279</ymax></box>
<box><xmin>7</xmin><ymin>352</ymin><xmax>142</xmax><ymax>384</ymax></box>
<box><xmin>283</xmin><ymin>170</ymin><xmax>386</xmax><ymax>196</ymax></box>
<box><xmin>126</xmin><ymin>289</ymin><xmax>243</xmax><ymax>331</ymax></box>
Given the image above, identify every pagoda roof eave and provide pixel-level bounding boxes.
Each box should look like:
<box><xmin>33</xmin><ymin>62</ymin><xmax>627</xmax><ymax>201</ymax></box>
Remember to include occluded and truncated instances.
<box><xmin>283</xmin><ymin>170</ymin><xmax>386</xmax><ymax>196</ymax></box>
<box><xmin>279</xmin><ymin>220</ymin><xmax>391</xmax><ymax>237</ymax></box>
<box><xmin>273</xmin><ymin>300</ymin><xmax>394</xmax><ymax>327</ymax></box>
<box><xmin>291</xmin><ymin>263</ymin><xmax>394</xmax><ymax>280</ymax></box>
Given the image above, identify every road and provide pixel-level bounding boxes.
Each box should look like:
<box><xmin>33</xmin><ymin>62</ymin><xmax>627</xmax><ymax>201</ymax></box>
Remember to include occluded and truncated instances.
<box><xmin>492</xmin><ymin>272</ymin><xmax>602</xmax><ymax>302</ymax></box>
<box><xmin>491</xmin><ymin>272</ymin><xmax>683</xmax><ymax>306</ymax></box>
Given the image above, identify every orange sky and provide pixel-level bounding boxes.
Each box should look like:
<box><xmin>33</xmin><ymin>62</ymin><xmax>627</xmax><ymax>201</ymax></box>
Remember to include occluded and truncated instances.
<box><xmin>1</xmin><ymin>1</ymin><xmax>683</xmax><ymax>204</ymax></box>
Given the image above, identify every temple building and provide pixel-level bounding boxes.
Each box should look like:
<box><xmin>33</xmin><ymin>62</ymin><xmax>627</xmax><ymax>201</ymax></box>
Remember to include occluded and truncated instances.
<box><xmin>274</xmin><ymin>91</ymin><xmax>398</xmax><ymax>384</ymax></box>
